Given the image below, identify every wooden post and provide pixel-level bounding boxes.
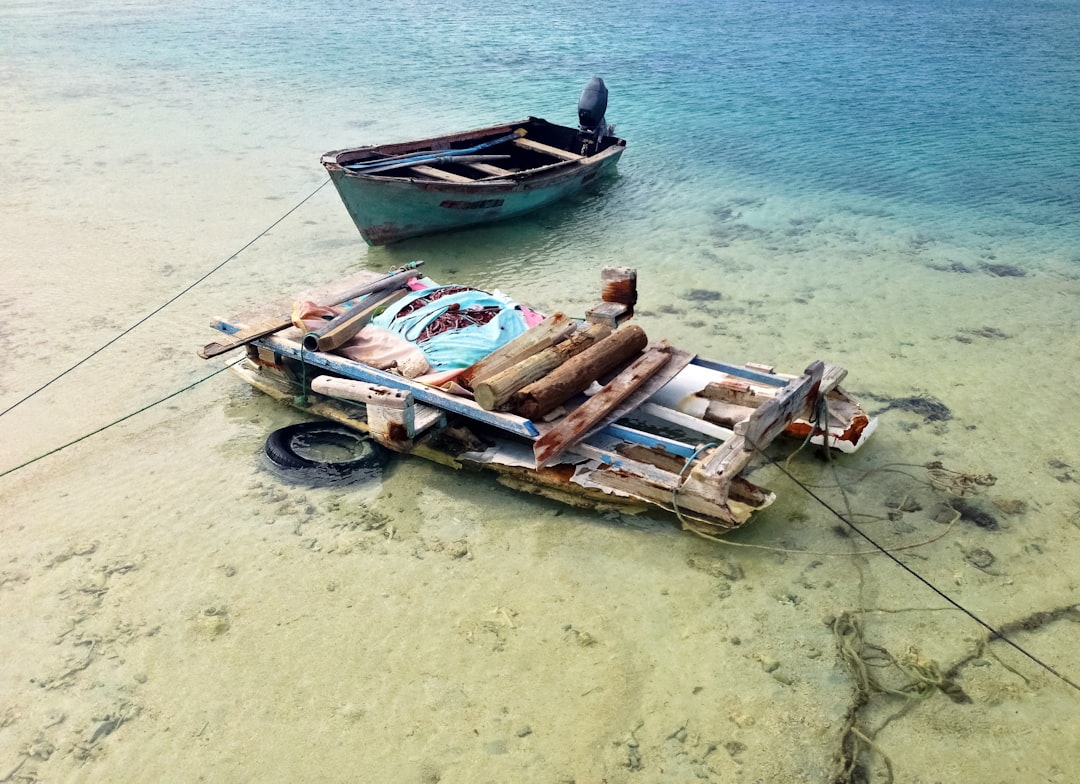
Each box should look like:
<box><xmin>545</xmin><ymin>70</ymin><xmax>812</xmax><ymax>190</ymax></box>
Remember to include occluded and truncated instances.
<box><xmin>585</xmin><ymin>266</ymin><xmax>637</xmax><ymax>328</ymax></box>
<box><xmin>472</xmin><ymin>322</ymin><xmax>611</xmax><ymax>410</ymax></box>
<box><xmin>510</xmin><ymin>324</ymin><xmax>648</xmax><ymax>420</ymax></box>
<box><xmin>600</xmin><ymin>266</ymin><xmax>637</xmax><ymax>308</ymax></box>
<box><xmin>533</xmin><ymin>342</ymin><xmax>672</xmax><ymax>466</ymax></box>
<box><xmin>742</xmin><ymin>361</ymin><xmax>825</xmax><ymax>451</ymax></box>
<box><xmin>310</xmin><ymin>375</ymin><xmax>444</xmax><ymax>446</ymax></box>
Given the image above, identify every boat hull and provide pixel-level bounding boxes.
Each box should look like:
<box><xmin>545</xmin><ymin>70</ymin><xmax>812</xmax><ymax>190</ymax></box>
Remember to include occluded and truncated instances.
<box><xmin>322</xmin><ymin>118</ymin><xmax>626</xmax><ymax>245</ymax></box>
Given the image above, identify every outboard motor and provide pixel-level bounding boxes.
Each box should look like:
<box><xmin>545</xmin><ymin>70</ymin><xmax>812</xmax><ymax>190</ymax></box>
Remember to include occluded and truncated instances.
<box><xmin>577</xmin><ymin>77</ymin><xmax>612</xmax><ymax>156</ymax></box>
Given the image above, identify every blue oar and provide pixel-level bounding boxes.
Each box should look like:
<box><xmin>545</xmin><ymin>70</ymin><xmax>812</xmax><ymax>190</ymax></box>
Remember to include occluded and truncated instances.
<box><xmin>345</xmin><ymin>128</ymin><xmax>526</xmax><ymax>173</ymax></box>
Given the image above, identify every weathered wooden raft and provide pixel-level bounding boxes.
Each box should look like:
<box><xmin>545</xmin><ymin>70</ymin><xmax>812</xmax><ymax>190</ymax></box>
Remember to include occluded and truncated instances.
<box><xmin>203</xmin><ymin>266</ymin><xmax>875</xmax><ymax>538</ymax></box>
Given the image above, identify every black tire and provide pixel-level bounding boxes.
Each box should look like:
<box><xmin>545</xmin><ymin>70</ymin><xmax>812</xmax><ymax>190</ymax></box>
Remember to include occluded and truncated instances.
<box><xmin>263</xmin><ymin>422</ymin><xmax>389</xmax><ymax>486</ymax></box>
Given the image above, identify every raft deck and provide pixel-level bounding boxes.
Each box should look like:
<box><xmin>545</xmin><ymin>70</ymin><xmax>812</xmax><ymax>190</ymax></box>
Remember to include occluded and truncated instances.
<box><xmin>204</xmin><ymin>268</ymin><xmax>876</xmax><ymax>538</ymax></box>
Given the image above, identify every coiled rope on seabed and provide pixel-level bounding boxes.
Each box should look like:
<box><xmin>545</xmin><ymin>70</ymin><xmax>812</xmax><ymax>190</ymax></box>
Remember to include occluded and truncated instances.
<box><xmin>0</xmin><ymin>179</ymin><xmax>330</xmax><ymax>472</ymax></box>
<box><xmin>669</xmin><ymin>416</ymin><xmax>1080</xmax><ymax>695</ymax></box>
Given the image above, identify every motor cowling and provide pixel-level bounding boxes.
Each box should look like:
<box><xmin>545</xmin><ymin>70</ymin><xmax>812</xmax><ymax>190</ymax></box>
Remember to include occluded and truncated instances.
<box><xmin>578</xmin><ymin>76</ymin><xmax>609</xmax><ymax>133</ymax></box>
<box><xmin>577</xmin><ymin>77</ymin><xmax>612</xmax><ymax>155</ymax></box>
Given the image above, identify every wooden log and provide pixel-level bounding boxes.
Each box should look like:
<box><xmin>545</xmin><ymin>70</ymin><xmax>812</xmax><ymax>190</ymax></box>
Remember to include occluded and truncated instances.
<box><xmin>700</xmin><ymin>379</ymin><xmax>762</xmax><ymax>407</ymax></box>
<box><xmin>310</xmin><ymin>376</ymin><xmax>411</xmax><ymax>409</ymax></box>
<box><xmin>302</xmin><ymin>287</ymin><xmax>409</xmax><ymax>352</ymax></box>
<box><xmin>703</xmin><ymin>400</ymin><xmax>756</xmax><ymax>429</ymax></box>
<box><xmin>458</xmin><ymin>312</ymin><xmax>576</xmax><ymax>388</ymax></box>
<box><xmin>510</xmin><ymin>324</ymin><xmax>649</xmax><ymax>420</ymax></box>
<box><xmin>472</xmin><ymin>322</ymin><xmax>611</xmax><ymax>411</ymax></box>
<box><xmin>533</xmin><ymin>342</ymin><xmax>672</xmax><ymax>465</ymax></box>
<box><xmin>310</xmin><ymin>376</ymin><xmax>443</xmax><ymax>443</ymax></box>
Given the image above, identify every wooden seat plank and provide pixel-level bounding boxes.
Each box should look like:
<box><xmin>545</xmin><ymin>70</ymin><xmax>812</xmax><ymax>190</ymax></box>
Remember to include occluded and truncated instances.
<box><xmin>407</xmin><ymin>165</ymin><xmax>475</xmax><ymax>183</ymax></box>
<box><xmin>513</xmin><ymin>137</ymin><xmax>583</xmax><ymax>161</ymax></box>
<box><xmin>465</xmin><ymin>162</ymin><xmax>515</xmax><ymax>177</ymax></box>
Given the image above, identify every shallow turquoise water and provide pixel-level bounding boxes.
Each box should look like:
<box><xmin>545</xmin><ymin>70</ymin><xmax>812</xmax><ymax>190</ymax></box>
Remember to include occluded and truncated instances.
<box><xmin>10</xmin><ymin>0</ymin><xmax>1078</xmax><ymax>261</ymax></box>
<box><xmin>3</xmin><ymin>3</ymin><xmax>1080</xmax><ymax>781</ymax></box>
<box><xmin>14</xmin><ymin>0</ymin><xmax>1080</xmax><ymax>265</ymax></box>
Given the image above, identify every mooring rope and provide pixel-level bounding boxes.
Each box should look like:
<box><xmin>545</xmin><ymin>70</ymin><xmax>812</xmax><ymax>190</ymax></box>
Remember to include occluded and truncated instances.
<box><xmin>0</xmin><ymin>178</ymin><xmax>330</xmax><ymax>419</ymax></box>
<box><xmin>0</xmin><ymin>359</ymin><xmax>242</xmax><ymax>480</ymax></box>
<box><xmin>749</xmin><ymin>435</ymin><xmax>1080</xmax><ymax>694</ymax></box>
<box><xmin>667</xmin><ymin>399</ymin><xmax>1079</xmax><ymax>693</ymax></box>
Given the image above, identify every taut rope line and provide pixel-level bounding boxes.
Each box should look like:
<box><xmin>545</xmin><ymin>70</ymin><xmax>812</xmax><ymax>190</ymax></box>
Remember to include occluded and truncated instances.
<box><xmin>0</xmin><ymin>179</ymin><xmax>329</xmax><ymax>419</ymax></box>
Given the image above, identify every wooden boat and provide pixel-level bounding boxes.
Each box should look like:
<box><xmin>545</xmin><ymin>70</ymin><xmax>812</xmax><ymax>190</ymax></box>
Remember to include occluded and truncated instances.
<box><xmin>321</xmin><ymin>79</ymin><xmax>627</xmax><ymax>245</ymax></box>
<box><xmin>200</xmin><ymin>266</ymin><xmax>877</xmax><ymax>539</ymax></box>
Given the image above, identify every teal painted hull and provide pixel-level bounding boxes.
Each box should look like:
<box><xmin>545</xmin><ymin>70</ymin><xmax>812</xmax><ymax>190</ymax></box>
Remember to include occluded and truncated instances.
<box><xmin>322</xmin><ymin>117</ymin><xmax>626</xmax><ymax>245</ymax></box>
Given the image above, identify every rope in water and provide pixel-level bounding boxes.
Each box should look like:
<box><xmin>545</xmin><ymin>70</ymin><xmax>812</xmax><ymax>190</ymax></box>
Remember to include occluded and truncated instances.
<box><xmin>758</xmin><ymin>445</ymin><xmax>1080</xmax><ymax>692</ymax></box>
<box><xmin>668</xmin><ymin>407</ymin><xmax>1080</xmax><ymax>694</ymax></box>
<box><xmin>0</xmin><ymin>178</ymin><xmax>330</xmax><ymax>419</ymax></box>
<box><xmin>0</xmin><ymin>359</ymin><xmax>242</xmax><ymax>480</ymax></box>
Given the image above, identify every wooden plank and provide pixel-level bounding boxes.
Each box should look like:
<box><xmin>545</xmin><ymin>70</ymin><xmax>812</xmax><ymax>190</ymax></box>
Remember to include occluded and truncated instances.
<box><xmin>742</xmin><ymin>361</ymin><xmax>825</xmax><ymax>451</ymax></box>
<box><xmin>473</xmin><ymin>322</ymin><xmax>611</xmax><ymax>411</ymax></box>
<box><xmin>585</xmin><ymin>462</ymin><xmax>753</xmax><ymax>528</ymax></box>
<box><xmin>534</xmin><ymin>342</ymin><xmax>672</xmax><ymax>466</ymax></box>
<box><xmin>406</xmin><ymin>165</ymin><xmax>475</xmax><ymax>183</ymax></box>
<box><xmin>459</xmin><ymin>312</ymin><xmax>576</xmax><ymax>388</ymax></box>
<box><xmin>613</xmin><ymin>443</ymin><xmax>691</xmax><ymax>475</ymax></box>
<box><xmin>465</xmin><ymin>162</ymin><xmax>514</xmax><ymax>177</ymax></box>
<box><xmin>513</xmin><ymin>136</ymin><xmax>584</xmax><ymax>161</ymax></box>
<box><xmin>639</xmin><ymin>402</ymin><xmax>735</xmax><ymax>441</ymax></box>
<box><xmin>594</xmin><ymin>345</ymin><xmax>696</xmax><ymax>431</ymax></box>
<box><xmin>820</xmin><ymin>364</ymin><xmax>849</xmax><ymax>395</ymax></box>
<box><xmin>689</xmin><ymin>356</ymin><xmax>788</xmax><ymax>388</ymax></box>
<box><xmin>584</xmin><ymin>301</ymin><xmax>629</xmax><ymax>328</ymax></box>
<box><xmin>570</xmin><ymin>441</ymin><xmax>683</xmax><ymax>488</ymax></box>
<box><xmin>198</xmin><ymin>263</ymin><xmax>424</xmax><ymax>359</ymax></box>
<box><xmin>693</xmin><ymin>432</ymin><xmax>754</xmax><ymax>481</ymax></box>
<box><xmin>595</xmin><ymin>423</ymin><xmax>697</xmax><ymax>459</ymax></box>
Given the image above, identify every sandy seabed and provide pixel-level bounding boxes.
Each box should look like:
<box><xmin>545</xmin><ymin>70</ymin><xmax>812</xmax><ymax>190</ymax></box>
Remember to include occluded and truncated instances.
<box><xmin>3</xmin><ymin>52</ymin><xmax>1080</xmax><ymax>784</ymax></box>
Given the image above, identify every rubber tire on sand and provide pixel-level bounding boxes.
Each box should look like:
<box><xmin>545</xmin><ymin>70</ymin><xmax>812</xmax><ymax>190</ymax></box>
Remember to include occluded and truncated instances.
<box><xmin>263</xmin><ymin>421</ymin><xmax>388</xmax><ymax>484</ymax></box>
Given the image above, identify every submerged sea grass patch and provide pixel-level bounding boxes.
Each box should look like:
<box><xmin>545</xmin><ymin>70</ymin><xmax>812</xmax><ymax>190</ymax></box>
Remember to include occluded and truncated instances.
<box><xmin>684</xmin><ymin>288</ymin><xmax>723</xmax><ymax>302</ymax></box>
<box><xmin>980</xmin><ymin>262</ymin><xmax>1027</xmax><ymax>277</ymax></box>
<box><xmin>865</xmin><ymin>393</ymin><xmax>952</xmax><ymax>423</ymax></box>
